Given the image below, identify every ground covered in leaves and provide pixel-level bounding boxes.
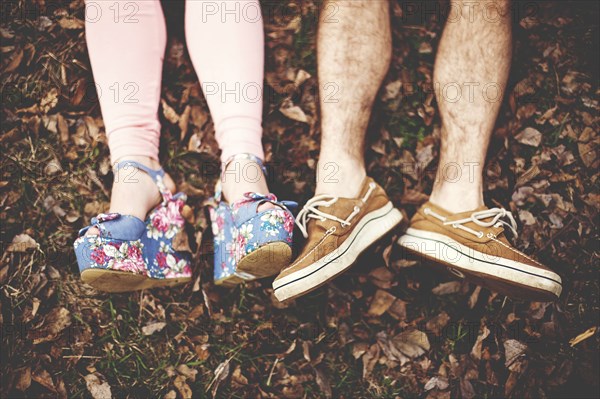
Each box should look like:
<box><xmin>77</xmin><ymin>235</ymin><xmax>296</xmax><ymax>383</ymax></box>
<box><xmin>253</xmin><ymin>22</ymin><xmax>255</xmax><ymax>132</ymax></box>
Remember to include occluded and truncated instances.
<box><xmin>1</xmin><ymin>1</ymin><xmax>599</xmax><ymax>398</ymax></box>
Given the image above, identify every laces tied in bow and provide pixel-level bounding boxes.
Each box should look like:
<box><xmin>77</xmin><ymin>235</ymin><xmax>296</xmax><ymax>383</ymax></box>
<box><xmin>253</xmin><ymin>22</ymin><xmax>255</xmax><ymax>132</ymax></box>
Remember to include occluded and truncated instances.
<box><xmin>443</xmin><ymin>207</ymin><xmax>518</xmax><ymax>238</ymax></box>
<box><xmin>296</xmin><ymin>195</ymin><xmax>361</xmax><ymax>238</ymax></box>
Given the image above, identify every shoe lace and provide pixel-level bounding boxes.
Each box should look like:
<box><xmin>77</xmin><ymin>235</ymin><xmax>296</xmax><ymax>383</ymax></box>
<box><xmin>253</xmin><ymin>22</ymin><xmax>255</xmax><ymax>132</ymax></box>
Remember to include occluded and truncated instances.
<box><xmin>424</xmin><ymin>207</ymin><xmax>518</xmax><ymax>239</ymax></box>
<box><xmin>295</xmin><ymin>196</ymin><xmax>359</xmax><ymax>238</ymax></box>
<box><xmin>295</xmin><ymin>182</ymin><xmax>377</xmax><ymax>238</ymax></box>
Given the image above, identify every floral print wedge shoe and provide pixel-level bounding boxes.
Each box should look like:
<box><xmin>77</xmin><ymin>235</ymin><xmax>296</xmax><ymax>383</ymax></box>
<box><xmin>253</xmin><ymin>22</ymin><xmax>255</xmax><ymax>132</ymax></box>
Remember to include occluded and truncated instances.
<box><xmin>209</xmin><ymin>154</ymin><xmax>296</xmax><ymax>287</ymax></box>
<box><xmin>74</xmin><ymin>161</ymin><xmax>192</xmax><ymax>292</ymax></box>
<box><xmin>141</xmin><ymin>190</ymin><xmax>193</xmax><ymax>283</ymax></box>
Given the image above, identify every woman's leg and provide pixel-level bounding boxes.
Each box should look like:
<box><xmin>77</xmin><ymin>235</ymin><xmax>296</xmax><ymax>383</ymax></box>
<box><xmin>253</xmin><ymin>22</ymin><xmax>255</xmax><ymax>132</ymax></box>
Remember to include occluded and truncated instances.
<box><xmin>85</xmin><ymin>0</ymin><xmax>173</xmax><ymax>220</ymax></box>
<box><xmin>184</xmin><ymin>0</ymin><xmax>269</xmax><ymax>202</ymax></box>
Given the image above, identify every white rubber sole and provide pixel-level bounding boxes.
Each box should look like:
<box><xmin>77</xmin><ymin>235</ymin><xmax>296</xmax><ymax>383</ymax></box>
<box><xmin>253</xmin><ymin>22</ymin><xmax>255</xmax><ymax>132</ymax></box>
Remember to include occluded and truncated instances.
<box><xmin>273</xmin><ymin>202</ymin><xmax>403</xmax><ymax>302</ymax></box>
<box><xmin>397</xmin><ymin>228</ymin><xmax>562</xmax><ymax>298</ymax></box>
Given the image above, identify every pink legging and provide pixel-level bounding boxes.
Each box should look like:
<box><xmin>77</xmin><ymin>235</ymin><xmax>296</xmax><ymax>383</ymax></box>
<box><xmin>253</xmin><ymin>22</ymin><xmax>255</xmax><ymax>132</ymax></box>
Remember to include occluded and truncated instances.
<box><xmin>85</xmin><ymin>0</ymin><xmax>264</xmax><ymax>162</ymax></box>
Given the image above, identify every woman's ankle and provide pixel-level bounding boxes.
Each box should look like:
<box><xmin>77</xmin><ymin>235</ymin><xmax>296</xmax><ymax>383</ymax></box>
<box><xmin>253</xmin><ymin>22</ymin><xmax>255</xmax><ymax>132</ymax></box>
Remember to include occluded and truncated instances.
<box><xmin>108</xmin><ymin>156</ymin><xmax>175</xmax><ymax>220</ymax></box>
<box><xmin>86</xmin><ymin>162</ymin><xmax>175</xmax><ymax>236</ymax></box>
<box><xmin>112</xmin><ymin>155</ymin><xmax>161</xmax><ymax>171</ymax></box>
<box><xmin>220</xmin><ymin>158</ymin><xmax>276</xmax><ymax>211</ymax></box>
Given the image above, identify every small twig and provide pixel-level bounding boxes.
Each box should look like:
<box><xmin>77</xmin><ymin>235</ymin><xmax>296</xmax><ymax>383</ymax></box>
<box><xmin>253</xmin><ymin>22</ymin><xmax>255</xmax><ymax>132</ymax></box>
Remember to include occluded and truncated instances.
<box><xmin>62</xmin><ymin>355</ymin><xmax>102</xmax><ymax>359</ymax></box>
<box><xmin>202</xmin><ymin>286</ymin><xmax>212</xmax><ymax>317</ymax></box>
<box><xmin>266</xmin><ymin>358</ymin><xmax>280</xmax><ymax>387</ymax></box>
<box><xmin>138</xmin><ymin>289</ymin><xmax>144</xmax><ymax>325</ymax></box>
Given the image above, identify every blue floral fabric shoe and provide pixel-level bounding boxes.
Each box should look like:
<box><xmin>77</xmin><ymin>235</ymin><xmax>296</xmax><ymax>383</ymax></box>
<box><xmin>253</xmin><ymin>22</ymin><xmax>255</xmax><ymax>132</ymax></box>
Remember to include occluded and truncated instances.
<box><xmin>141</xmin><ymin>188</ymin><xmax>193</xmax><ymax>283</ymax></box>
<box><xmin>74</xmin><ymin>161</ymin><xmax>192</xmax><ymax>292</ymax></box>
<box><xmin>209</xmin><ymin>154</ymin><xmax>297</xmax><ymax>287</ymax></box>
<box><xmin>209</xmin><ymin>202</ymin><xmax>237</xmax><ymax>284</ymax></box>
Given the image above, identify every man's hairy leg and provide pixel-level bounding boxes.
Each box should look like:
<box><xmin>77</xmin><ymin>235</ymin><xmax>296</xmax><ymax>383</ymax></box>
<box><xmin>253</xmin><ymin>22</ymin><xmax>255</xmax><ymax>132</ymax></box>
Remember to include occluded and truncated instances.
<box><xmin>429</xmin><ymin>0</ymin><xmax>512</xmax><ymax>212</ymax></box>
<box><xmin>316</xmin><ymin>0</ymin><xmax>391</xmax><ymax>197</ymax></box>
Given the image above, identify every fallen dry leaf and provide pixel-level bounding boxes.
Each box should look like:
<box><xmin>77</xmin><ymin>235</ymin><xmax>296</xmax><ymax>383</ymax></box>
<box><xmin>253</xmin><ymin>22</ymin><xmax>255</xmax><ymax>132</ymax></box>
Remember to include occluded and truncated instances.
<box><xmin>84</xmin><ymin>374</ymin><xmax>112</xmax><ymax>399</ymax></box>
<box><xmin>65</xmin><ymin>210</ymin><xmax>80</xmax><ymax>224</ymax></box>
<box><xmin>30</xmin><ymin>307</ymin><xmax>71</xmax><ymax>344</ymax></box>
<box><xmin>468</xmin><ymin>286</ymin><xmax>482</xmax><ymax>309</ymax></box>
<box><xmin>369</xmin><ymin>267</ymin><xmax>395</xmax><ymax>289</ymax></box>
<box><xmin>416</xmin><ymin>144</ymin><xmax>435</xmax><ymax>170</ymax></box>
<box><xmin>535</xmin><ymin>105</ymin><xmax>558</xmax><ymax>124</ymax></box>
<box><xmin>382</xmin><ymin>80</ymin><xmax>402</xmax><ymax>101</ymax></box>
<box><xmin>471</xmin><ymin>326</ymin><xmax>490</xmax><ymax>361</ymax></box>
<box><xmin>505</xmin><ymin>370</ymin><xmax>519</xmax><ymax>397</ymax></box>
<box><xmin>195</xmin><ymin>344</ymin><xmax>210</xmax><ymax>361</ymax></box>
<box><xmin>392</xmin><ymin>258</ymin><xmax>418</xmax><ymax>269</ymax></box>
<box><xmin>57</xmin><ymin>113</ymin><xmax>69</xmax><ymax>143</ymax></box>
<box><xmin>179</xmin><ymin>104</ymin><xmax>191</xmax><ymax>140</ymax></box>
<box><xmin>302</xmin><ymin>340</ymin><xmax>312</xmax><ymax>362</ymax></box>
<box><xmin>515</xmin><ymin>127</ymin><xmax>543</xmax><ymax>147</ymax></box>
<box><xmin>4</xmin><ymin>48</ymin><xmax>23</xmax><ymax>73</ymax></box>
<box><xmin>424</xmin><ymin>376</ymin><xmax>449</xmax><ymax>391</ymax></box>
<box><xmin>210</xmin><ymin>360</ymin><xmax>230</xmax><ymax>397</ymax></box>
<box><xmin>43</xmin><ymin>195</ymin><xmax>67</xmax><ymax>218</ymax></box>
<box><xmin>578</xmin><ymin>127</ymin><xmax>599</xmax><ymax>168</ymax></box>
<box><xmin>504</xmin><ymin>339</ymin><xmax>527</xmax><ymax>371</ymax></box>
<box><xmin>382</xmin><ymin>243</ymin><xmax>393</xmax><ymax>267</ymax></box>
<box><xmin>294</xmin><ymin>69</ymin><xmax>311</xmax><ymax>86</ymax></box>
<box><xmin>187</xmin><ymin>305</ymin><xmax>204</xmax><ymax>320</ymax></box>
<box><xmin>352</xmin><ymin>342</ymin><xmax>369</xmax><ymax>359</ymax></box>
<box><xmin>14</xmin><ymin>367</ymin><xmax>32</xmax><ymax>391</ymax></box>
<box><xmin>173</xmin><ymin>375</ymin><xmax>192</xmax><ymax>399</ymax></box>
<box><xmin>172</xmin><ymin>229</ymin><xmax>191</xmax><ymax>253</ymax></box>
<box><xmin>176</xmin><ymin>364</ymin><xmax>198</xmax><ymax>382</ymax></box>
<box><xmin>141</xmin><ymin>321</ymin><xmax>166</xmax><ymax>336</ymax></box>
<box><xmin>32</xmin><ymin>369</ymin><xmax>55</xmax><ymax>392</ymax></box>
<box><xmin>161</xmin><ymin>99</ymin><xmax>180</xmax><ymax>124</ymax></box>
<box><xmin>387</xmin><ymin>299</ymin><xmax>407</xmax><ymax>321</ymax></box>
<box><xmin>392</xmin><ymin>329</ymin><xmax>431</xmax><ymax>358</ymax></box>
<box><xmin>314</xmin><ymin>367</ymin><xmax>333</xmax><ymax>398</ymax></box>
<box><xmin>426</xmin><ymin>312</ymin><xmax>450</xmax><ymax>336</ymax></box>
<box><xmin>569</xmin><ymin>326</ymin><xmax>597</xmax><ymax>347</ymax></box>
<box><xmin>7</xmin><ymin>233</ymin><xmax>38</xmax><ymax>252</ymax></box>
<box><xmin>377</xmin><ymin>331</ymin><xmax>409</xmax><ymax>365</ymax></box>
<box><xmin>279</xmin><ymin>104</ymin><xmax>309</xmax><ymax>123</ymax></box>
<box><xmin>58</xmin><ymin>17</ymin><xmax>84</xmax><ymax>30</ymax></box>
<box><xmin>362</xmin><ymin>343</ymin><xmax>380</xmax><ymax>378</ymax></box>
<box><xmin>231</xmin><ymin>365</ymin><xmax>249</xmax><ymax>387</ymax></box>
<box><xmin>368</xmin><ymin>290</ymin><xmax>397</xmax><ymax>316</ymax></box>
<box><xmin>518</xmin><ymin>210</ymin><xmax>536</xmax><ymax>225</ymax></box>
<box><xmin>432</xmin><ymin>281</ymin><xmax>462</xmax><ymax>295</ymax></box>
<box><xmin>31</xmin><ymin>297</ymin><xmax>40</xmax><ymax>318</ymax></box>
<box><xmin>40</xmin><ymin>88</ymin><xmax>58</xmax><ymax>114</ymax></box>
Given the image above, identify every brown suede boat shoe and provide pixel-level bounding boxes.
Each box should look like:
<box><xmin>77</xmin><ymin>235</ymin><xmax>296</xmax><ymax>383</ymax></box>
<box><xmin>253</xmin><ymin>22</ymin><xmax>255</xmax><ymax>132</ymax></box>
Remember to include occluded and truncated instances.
<box><xmin>397</xmin><ymin>202</ymin><xmax>562</xmax><ymax>302</ymax></box>
<box><xmin>272</xmin><ymin>177</ymin><xmax>403</xmax><ymax>302</ymax></box>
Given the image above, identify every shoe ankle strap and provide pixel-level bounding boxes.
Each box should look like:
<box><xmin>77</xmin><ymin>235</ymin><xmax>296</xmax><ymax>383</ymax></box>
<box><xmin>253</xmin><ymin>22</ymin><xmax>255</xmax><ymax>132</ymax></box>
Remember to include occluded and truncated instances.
<box><xmin>222</xmin><ymin>153</ymin><xmax>268</xmax><ymax>177</ymax></box>
<box><xmin>114</xmin><ymin>160</ymin><xmax>171</xmax><ymax>199</ymax></box>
